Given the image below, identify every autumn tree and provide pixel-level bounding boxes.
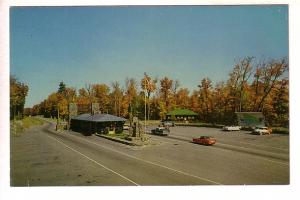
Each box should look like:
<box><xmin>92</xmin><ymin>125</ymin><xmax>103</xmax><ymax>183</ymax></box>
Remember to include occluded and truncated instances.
<box><xmin>271</xmin><ymin>79</ymin><xmax>289</xmax><ymax>126</ymax></box>
<box><xmin>110</xmin><ymin>81</ymin><xmax>123</xmax><ymax>116</ymax></box>
<box><xmin>198</xmin><ymin>78</ymin><xmax>213</xmax><ymax>122</ymax></box>
<box><xmin>125</xmin><ymin>78</ymin><xmax>138</xmax><ymax>122</ymax></box>
<box><xmin>253</xmin><ymin>58</ymin><xmax>288</xmax><ymax>111</ymax></box>
<box><xmin>189</xmin><ymin>90</ymin><xmax>200</xmax><ymax>113</ymax></box>
<box><xmin>160</xmin><ymin>77</ymin><xmax>173</xmax><ymax>113</ymax></box>
<box><xmin>85</xmin><ymin>83</ymin><xmax>96</xmax><ymax>105</ymax></box>
<box><xmin>141</xmin><ymin>73</ymin><xmax>157</xmax><ymax>120</ymax></box>
<box><xmin>227</xmin><ymin>57</ymin><xmax>254</xmax><ymax>112</ymax></box>
<box><xmin>77</xmin><ymin>88</ymin><xmax>90</xmax><ymax>113</ymax></box>
<box><xmin>92</xmin><ymin>84</ymin><xmax>110</xmax><ymax>113</ymax></box>
<box><xmin>10</xmin><ymin>76</ymin><xmax>29</xmax><ymax>119</ymax></box>
<box><xmin>175</xmin><ymin>88</ymin><xmax>190</xmax><ymax>109</ymax></box>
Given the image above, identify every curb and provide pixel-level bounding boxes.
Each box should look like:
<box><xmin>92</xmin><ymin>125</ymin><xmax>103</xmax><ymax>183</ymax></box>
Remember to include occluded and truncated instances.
<box><xmin>95</xmin><ymin>133</ymin><xmax>143</xmax><ymax>146</ymax></box>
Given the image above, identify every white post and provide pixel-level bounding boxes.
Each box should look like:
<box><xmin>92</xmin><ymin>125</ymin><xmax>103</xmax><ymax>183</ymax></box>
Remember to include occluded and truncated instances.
<box><xmin>144</xmin><ymin>79</ymin><xmax>146</xmax><ymax>135</ymax></box>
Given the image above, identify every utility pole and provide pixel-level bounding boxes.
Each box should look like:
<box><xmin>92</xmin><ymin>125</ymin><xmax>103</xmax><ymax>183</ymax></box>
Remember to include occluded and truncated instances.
<box><xmin>56</xmin><ymin>104</ymin><xmax>60</xmax><ymax>131</ymax></box>
<box><xmin>144</xmin><ymin>72</ymin><xmax>149</xmax><ymax>135</ymax></box>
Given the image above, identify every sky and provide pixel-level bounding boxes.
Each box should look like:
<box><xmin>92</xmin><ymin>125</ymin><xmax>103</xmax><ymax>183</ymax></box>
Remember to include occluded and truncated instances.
<box><xmin>10</xmin><ymin>5</ymin><xmax>288</xmax><ymax>108</ymax></box>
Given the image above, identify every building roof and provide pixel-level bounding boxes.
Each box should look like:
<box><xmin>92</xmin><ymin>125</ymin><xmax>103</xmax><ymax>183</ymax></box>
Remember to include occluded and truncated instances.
<box><xmin>71</xmin><ymin>113</ymin><xmax>91</xmax><ymax>120</ymax></box>
<box><xmin>72</xmin><ymin>113</ymin><xmax>126</xmax><ymax>122</ymax></box>
<box><xmin>166</xmin><ymin>109</ymin><xmax>198</xmax><ymax>116</ymax></box>
<box><xmin>87</xmin><ymin>114</ymin><xmax>126</xmax><ymax>122</ymax></box>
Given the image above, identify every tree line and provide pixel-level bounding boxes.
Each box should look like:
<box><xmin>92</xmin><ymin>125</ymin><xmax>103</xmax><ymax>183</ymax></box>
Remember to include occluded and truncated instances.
<box><xmin>25</xmin><ymin>56</ymin><xmax>288</xmax><ymax>127</ymax></box>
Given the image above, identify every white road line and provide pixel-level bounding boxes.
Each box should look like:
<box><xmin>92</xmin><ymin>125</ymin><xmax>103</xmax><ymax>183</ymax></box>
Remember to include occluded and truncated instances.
<box><xmin>46</xmin><ymin>135</ymin><xmax>140</xmax><ymax>186</ymax></box>
<box><xmin>62</xmin><ymin>133</ymin><xmax>222</xmax><ymax>185</ymax></box>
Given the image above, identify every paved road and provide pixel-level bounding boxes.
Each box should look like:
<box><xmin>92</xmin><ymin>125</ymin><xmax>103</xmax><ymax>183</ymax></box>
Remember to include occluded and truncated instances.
<box><xmin>11</xmin><ymin>122</ymin><xmax>289</xmax><ymax>186</ymax></box>
<box><xmin>147</xmin><ymin>125</ymin><xmax>289</xmax><ymax>159</ymax></box>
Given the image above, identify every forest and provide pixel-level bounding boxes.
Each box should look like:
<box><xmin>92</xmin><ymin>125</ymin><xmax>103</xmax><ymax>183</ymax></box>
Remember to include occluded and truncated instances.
<box><xmin>20</xmin><ymin>56</ymin><xmax>288</xmax><ymax>127</ymax></box>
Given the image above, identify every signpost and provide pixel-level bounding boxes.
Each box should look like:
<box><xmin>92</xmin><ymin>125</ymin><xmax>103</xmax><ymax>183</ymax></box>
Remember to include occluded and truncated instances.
<box><xmin>91</xmin><ymin>103</ymin><xmax>100</xmax><ymax>115</ymax></box>
<box><xmin>68</xmin><ymin>103</ymin><xmax>78</xmax><ymax>130</ymax></box>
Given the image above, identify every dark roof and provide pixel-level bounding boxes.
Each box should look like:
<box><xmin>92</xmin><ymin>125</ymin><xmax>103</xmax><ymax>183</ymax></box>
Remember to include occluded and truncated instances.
<box><xmin>166</xmin><ymin>109</ymin><xmax>197</xmax><ymax>116</ymax></box>
<box><xmin>87</xmin><ymin>114</ymin><xmax>126</xmax><ymax>122</ymax></box>
<box><xmin>71</xmin><ymin>113</ymin><xmax>91</xmax><ymax>120</ymax></box>
<box><xmin>72</xmin><ymin>113</ymin><xmax>126</xmax><ymax>122</ymax></box>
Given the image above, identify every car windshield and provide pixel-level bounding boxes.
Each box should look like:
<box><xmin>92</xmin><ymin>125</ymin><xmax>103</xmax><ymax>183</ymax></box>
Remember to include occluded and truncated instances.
<box><xmin>256</xmin><ymin>127</ymin><xmax>267</xmax><ymax>130</ymax></box>
<box><xmin>200</xmin><ymin>136</ymin><xmax>209</xmax><ymax>139</ymax></box>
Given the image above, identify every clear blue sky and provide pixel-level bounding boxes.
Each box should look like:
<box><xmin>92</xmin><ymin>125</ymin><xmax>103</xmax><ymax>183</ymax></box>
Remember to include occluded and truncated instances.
<box><xmin>10</xmin><ymin>5</ymin><xmax>288</xmax><ymax>108</ymax></box>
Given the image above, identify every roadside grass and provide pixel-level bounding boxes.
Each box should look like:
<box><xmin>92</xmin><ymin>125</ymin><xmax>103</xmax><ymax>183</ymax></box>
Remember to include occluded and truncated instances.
<box><xmin>107</xmin><ymin>132</ymin><xmax>129</xmax><ymax>140</ymax></box>
<box><xmin>175</xmin><ymin>122</ymin><xmax>224</xmax><ymax>128</ymax></box>
<box><xmin>10</xmin><ymin>117</ymin><xmax>45</xmax><ymax>136</ymax></box>
<box><xmin>271</xmin><ymin>127</ymin><xmax>289</xmax><ymax>134</ymax></box>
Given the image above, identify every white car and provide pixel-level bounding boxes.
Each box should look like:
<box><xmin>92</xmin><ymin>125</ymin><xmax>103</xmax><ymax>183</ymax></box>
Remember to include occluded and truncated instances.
<box><xmin>123</xmin><ymin>125</ymin><xmax>130</xmax><ymax>130</ymax></box>
<box><xmin>222</xmin><ymin>125</ymin><xmax>241</xmax><ymax>131</ymax></box>
<box><xmin>252</xmin><ymin>127</ymin><xmax>272</xmax><ymax>135</ymax></box>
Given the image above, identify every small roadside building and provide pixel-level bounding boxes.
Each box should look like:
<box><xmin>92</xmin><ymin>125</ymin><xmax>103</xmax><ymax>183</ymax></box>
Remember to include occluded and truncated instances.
<box><xmin>235</xmin><ymin>112</ymin><xmax>265</xmax><ymax>128</ymax></box>
<box><xmin>70</xmin><ymin>113</ymin><xmax>126</xmax><ymax>135</ymax></box>
<box><xmin>166</xmin><ymin>109</ymin><xmax>198</xmax><ymax>121</ymax></box>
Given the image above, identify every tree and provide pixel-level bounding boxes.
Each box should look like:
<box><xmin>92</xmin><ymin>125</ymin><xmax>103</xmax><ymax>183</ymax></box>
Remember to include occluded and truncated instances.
<box><xmin>58</xmin><ymin>81</ymin><xmax>66</xmax><ymax>93</ymax></box>
<box><xmin>141</xmin><ymin>73</ymin><xmax>157</xmax><ymax>120</ymax></box>
<box><xmin>125</xmin><ymin>78</ymin><xmax>138</xmax><ymax>122</ymax></box>
<box><xmin>160</xmin><ymin>76</ymin><xmax>173</xmax><ymax>111</ymax></box>
<box><xmin>254</xmin><ymin>58</ymin><xmax>288</xmax><ymax>111</ymax></box>
<box><xmin>77</xmin><ymin>88</ymin><xmax>90</xmax><ymax>113</ymax></box>
<box><xmin>198</xmin><ymin>78</ymin><xmax>213</xmax><ymax>122</ymax></box>
<box><xmin>10</xmin><ymin>76</ymin><xmax>29</xmax><ymax>119</ymax></box>
<box><xmin>272</xmin><ymin>79</ymin><xmax>289</xmax><ymax>126</ymax></box>
<box><xmin>189</xmin><ymin>90</ymin><xmax>200</xmax><ymax>113</ymax></box>
<box><xmin>110</xmin><ymin>81</ymin><xmax>123</xmax><ymax>116</ymax></box>
<box><xmin>227</xmin><ymin>57</ymin><xmax>254</xmax><ymax>112</ymax></box>
<box><xmin>175</xmin><ymin>88</ymin><xmax>190</xmax><ymax>109</ymax></box>
<box><xmin>85</xmin><ymin>83</ymin><xmax>96</xmax><ymax>105</ymax></box>
<box><xmin>44</xmin><ymin>92</ymin><xmax>59</xmax><ymax>118</ymax></box>
<box><xmin>92</xmin><ymin>84</ymin><xmax>110</xmax><ymax>113</ymax></box>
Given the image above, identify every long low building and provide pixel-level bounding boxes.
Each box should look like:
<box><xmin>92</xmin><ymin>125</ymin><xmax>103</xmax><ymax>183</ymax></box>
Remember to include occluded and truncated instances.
<box><xmin>166</xmin><ymin>109</ymin><xmax>198</xmax><ymax>121</ymax></box>
<box><xmin>70</xmin><ymin>113</ymin><xmax>126</xmax><ymax>135</ymax></box>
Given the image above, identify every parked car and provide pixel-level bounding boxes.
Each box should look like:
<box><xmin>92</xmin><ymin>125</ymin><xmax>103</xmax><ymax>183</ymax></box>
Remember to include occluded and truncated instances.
<box><xmin>222</xmin><ymin>125</ymin><xmax>242</xmax><ymax>131</ymax></box>
<box><xmin>161</xmin><ymin>120</ymin><xmax>175</xmax><ymax>127</ymax></box>
<box><xmin>252</xmin><ymin>126</ymin><xmax>272</xmax><ymax>135</ymax></box>
<box><xmin>151</xmin><ymin>127</ymin><xmax>170</xmax><ymax>136</ymax></box>
<box><xmin>123</xmin><ymin>125</ymin><xmax>130</xmax><ymax>130</ymax></box>
<box><xmin>192</xmin><ymin>136</ymin><xmax>216</xmax><ymax>145</ymax></box>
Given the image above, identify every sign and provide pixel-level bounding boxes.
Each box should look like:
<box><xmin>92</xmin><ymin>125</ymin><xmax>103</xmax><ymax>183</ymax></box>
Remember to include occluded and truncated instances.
<box><xmin>69</xmin><ymin>103</ymin><xmax>77</xmax><ymax>117</ymax></box>
<box><xmin>92</xmin><ymin>103</ymin><xmax>100</xmax><ymax>114</ymax></box>
<box><xmin>236</xmin><ymin>112</ymin><xmax>265</xmax><ymax>127</ymax></box>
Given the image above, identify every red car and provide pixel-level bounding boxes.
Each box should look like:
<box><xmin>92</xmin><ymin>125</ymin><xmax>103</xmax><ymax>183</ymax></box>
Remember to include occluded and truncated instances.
<box><xmin>192</xmin><ymin>136</ymin><xmax>216</xmax><ymax>145</ymax></box>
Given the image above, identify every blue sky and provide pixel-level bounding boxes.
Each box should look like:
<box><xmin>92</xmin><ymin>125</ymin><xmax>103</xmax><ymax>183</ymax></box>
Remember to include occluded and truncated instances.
<box><xmin>10</xmin><ymin>6</ymin><xmax>288</xmax><ymax>107</ymax></box>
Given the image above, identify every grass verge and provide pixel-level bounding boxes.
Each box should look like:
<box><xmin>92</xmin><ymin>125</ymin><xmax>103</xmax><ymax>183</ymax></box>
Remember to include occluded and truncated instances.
<box><xmin>10</xmin><ymin>117</ymin><xmax>45</xmax><ymax>135</ymax></box>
